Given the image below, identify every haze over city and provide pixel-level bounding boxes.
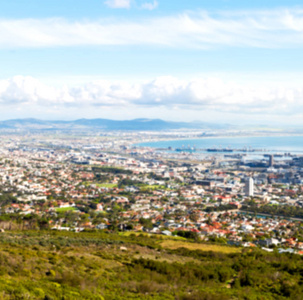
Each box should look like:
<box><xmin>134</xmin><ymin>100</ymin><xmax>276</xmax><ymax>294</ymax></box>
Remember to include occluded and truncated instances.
<box><xmin>0</xmin><ymin>0</ymin><xmax>302</xmax><ymax>125</ymax></box>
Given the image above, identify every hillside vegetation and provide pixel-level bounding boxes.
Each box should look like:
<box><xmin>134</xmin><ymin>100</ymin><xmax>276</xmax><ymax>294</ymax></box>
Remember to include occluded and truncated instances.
<box><xmin>0</xmin><ymin>230</ymin><xmax>301</xmax><ymax>299</ymax></box>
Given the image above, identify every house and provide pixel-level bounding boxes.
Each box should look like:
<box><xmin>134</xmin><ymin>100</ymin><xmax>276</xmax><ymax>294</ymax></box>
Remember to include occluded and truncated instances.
<box><xmin>96</xmin><ymin>203</ymin><xmax>103</xmax><ymax>212</ymax></box>
<box><xmin>96</xmin><ymin>223</ymin><xmax>108</xmax><ymax>230</ymax></box>
<box><xmin>258</xmin><ymin>238</ymin><xmax>280</xmax><ymax>247</ymax></box>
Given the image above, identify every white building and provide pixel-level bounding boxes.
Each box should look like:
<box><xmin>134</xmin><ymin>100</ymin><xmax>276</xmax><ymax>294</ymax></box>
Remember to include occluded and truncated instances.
<box><xmin>245</xmin><ymin>177</ymin><xmax>254</xmax><ymax>197</ymax></box>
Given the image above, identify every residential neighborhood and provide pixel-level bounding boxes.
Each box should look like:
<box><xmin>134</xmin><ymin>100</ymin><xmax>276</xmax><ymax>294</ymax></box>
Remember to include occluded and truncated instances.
<box><xmin>1</xmin><ymin>132</ymin><xmax>303</xmax><ymax>254</ymax></box>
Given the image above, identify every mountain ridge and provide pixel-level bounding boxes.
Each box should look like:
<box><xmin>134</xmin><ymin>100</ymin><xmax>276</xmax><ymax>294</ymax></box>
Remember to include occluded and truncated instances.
<box><xmin>0</xmin><ymin>118</ymin><xmax>230</xmax><ymax>131</ymax></box>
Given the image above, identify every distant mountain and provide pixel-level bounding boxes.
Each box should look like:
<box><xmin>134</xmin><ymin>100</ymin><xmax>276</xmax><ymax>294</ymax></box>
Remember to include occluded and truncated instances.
<box><xmin>0</xmin><ymin>118</ymin><xmax>231</xmax><ymax>131</ymax></box>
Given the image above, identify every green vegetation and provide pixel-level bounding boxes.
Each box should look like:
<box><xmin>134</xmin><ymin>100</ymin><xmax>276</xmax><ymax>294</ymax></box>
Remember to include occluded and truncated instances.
<box><xmin>0</xmin><ymin>193</ymin><xmax>17</xmax><ymax>206</ymax></box>
<box><xmin>97</xmin><ymin>183</ymin><xmax>118</xmax><ymax>188</ymax></box>
<box><xmin>84</xmin><ymin>182</ymin><xmax>118</xmax><ymax>188</ymax></box>
<box><xmin>92</xmin><ymin>166</ymin><xmax>133</xmax><ymax>175</ymax></box>
<box><xmin>0</xmin><ymin>230</ymin><xmax>301</xmax><ymax>299</ymax></box>
<box><xmin>160</xmin><ymin>239</ymin><xmax>241</xmax><ymax>254</ymax></box>
<box><xmin>119</xmin><ymin>232</ymin><xmax>186</xmax><ymax>240</ymax></box>
<box><xmin>139</xmin><ymin>184</ymin><xmax>168</xmax><ymax>192</ymax></box>
<box><xmin>242</xmin><ymin>202</ymin><xmax>303</xmax><ymax>219</ymax></box>
<box><xmin>55</xmin><ymin>207</ymin><xmax>78</xmax><ymax>212</ymax></box>
<box><xmin>204</xmin><ymin>204</ymin><xmax>238</xmax><ymax>212</ymax></box>
<box><xmin>117</xmin><ymin>178</ymin><xmax>168</xmax><ymax>191</ymax></box>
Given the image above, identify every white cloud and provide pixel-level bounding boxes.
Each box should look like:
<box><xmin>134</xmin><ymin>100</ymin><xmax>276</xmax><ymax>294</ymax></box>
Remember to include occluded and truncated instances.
<box><xmin>141</xmin><ymin>1</ymin><xmax>158</xmax><ymax>10</ymax></box>
<box><xmin>104</xmin><ymin>0</ymin><xmax>130</xmax><ymax>9</ymax></box>
<box><xmin>0</xmin><ymin>76</ymin><xmax>58</xmax><ymax>105</ymax></box>
<box><xmin>1</xmin><ymin>9</ymin><xmax>303</xmax><ymax>49</ymax></box>
<box><xmin>1</xmin><ymin>75</ymin><xmax>303</xmax><ymax>117</ymax></box>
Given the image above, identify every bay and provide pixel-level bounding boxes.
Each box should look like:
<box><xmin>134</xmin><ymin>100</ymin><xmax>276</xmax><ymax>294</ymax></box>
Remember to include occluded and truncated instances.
<box><xmin>136</xmin><ymin>135</ymin><xmax>303</xmax><ymax>153</ymax></box>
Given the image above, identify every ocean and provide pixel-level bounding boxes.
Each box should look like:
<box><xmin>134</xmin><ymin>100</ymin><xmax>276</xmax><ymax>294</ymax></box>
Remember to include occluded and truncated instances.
<box><xmin>136</xmin><ymin>135</ymin><xmax>303</xmax><ymax>154</ymax></box>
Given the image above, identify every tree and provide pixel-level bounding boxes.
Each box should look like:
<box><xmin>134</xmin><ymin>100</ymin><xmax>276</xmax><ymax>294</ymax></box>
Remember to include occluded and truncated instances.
<box><xmin>139</xmin><ymin>218</ymin><xmax>153</xmax><ymax>230</ymax></box>
<box><xmin>189</xmin><ymin>213</ymin><xmax>199</xmax><ymax>222</ymax></box>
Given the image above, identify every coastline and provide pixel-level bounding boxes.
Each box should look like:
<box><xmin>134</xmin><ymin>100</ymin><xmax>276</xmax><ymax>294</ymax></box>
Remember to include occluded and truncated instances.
<box><xmin>134</xmin><ymin>132</ymin><xmax>303</xmax><ymax>148</ymax></box>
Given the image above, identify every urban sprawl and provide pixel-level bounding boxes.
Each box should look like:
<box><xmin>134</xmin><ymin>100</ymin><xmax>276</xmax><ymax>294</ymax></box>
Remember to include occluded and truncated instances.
<box><xmin>1</xmin><ymin>132</ymin><xmax>303</xmax><ymax>254</ymax></box>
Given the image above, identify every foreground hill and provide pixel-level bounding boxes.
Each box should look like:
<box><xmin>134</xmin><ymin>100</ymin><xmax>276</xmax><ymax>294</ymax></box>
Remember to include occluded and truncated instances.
<box><xmin>0</xmin><ymin>230</ymin><xmax>301</xmax><ymax>299</ymax></box>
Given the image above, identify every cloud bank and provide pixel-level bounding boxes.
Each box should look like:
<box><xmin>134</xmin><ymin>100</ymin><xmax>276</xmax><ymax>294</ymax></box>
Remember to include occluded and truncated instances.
<box><xmin>1</xmin><ymin>9</ymin><xmax>303</xmax><ymax>49</ymax></box>
<box><xmin>0</xmin><ymin>75</ymin><xmax>302</xmax><ymax>115</ymax></box>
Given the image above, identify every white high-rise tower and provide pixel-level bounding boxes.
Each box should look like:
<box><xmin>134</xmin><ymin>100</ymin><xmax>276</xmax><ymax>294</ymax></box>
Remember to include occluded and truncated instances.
<box><xmin>245</xmin><ymin>177</ymin><xmax>254</xmax><ymax>197</ymax></box>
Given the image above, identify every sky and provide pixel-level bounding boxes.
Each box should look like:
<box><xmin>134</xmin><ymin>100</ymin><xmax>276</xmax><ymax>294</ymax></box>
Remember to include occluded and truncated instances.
<box><xmin>0</xmin><ymin>0</ymin><xmax>303</xmax><ymax>125</ymax></box>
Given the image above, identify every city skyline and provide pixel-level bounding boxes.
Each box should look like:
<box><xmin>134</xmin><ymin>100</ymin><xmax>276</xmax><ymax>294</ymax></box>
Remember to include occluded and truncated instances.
<box><xmin>0</xmin><ymin>1</ymin><xmax>303</xmax><ymax>125</ymax></box>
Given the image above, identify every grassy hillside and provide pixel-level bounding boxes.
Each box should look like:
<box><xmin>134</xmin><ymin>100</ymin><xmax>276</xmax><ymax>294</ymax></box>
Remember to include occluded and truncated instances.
<box><xmin>0</xmin><ymin>230</ymin><xmax>301</xmax><ymax>299</ymax></box>
<box><xmin>160</xmin><ymin>239</ymin><xmax>241</xmax><ymax>254</ymax></box>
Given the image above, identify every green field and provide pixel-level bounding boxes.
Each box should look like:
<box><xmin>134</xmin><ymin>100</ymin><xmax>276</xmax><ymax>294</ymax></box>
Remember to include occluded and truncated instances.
<box><xmin>55</xmin><ymin>206</ymin><xmax>77</xmax><ymax>212</ymax></box>
<box><xmin>120</xmin><ymin>231</ymin><xmax>187</xmax><ymax>241</ymax></box>
<box><xmin>96</xmin><ymin>183</ymin><xmax>118</xmax><ymax>188</ymax></box>
<box><xmin>160</xmin><ymin>239</ymin><xmax>241</xmax><ymax>254</ymax></box>
<box><xmin>139</xmin><ymin>184</ymin><xmax>168</xmax><ymax>191</ymax></box>
<box><xmin>84</xmin><ymin>182</ymin><xmax>118</xmax><ymax>188</ymax></box>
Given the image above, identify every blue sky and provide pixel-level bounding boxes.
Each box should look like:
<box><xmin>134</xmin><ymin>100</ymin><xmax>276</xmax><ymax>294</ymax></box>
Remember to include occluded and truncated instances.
<box><xmin>0</xmin><ymin>0</ymin><xmax>303</xmax><ymax>125</ymax></box>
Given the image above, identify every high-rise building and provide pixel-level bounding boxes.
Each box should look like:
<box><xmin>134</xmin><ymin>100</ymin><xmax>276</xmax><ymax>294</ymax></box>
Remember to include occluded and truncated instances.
<box><xmin>245</xmin><ymin>177</ymin><xmax>254</xmax><ymax>197</ymax></box>
<box><xmin>269</xmin><ymin>155</ymin><xmax>274</xmax><ymax>167</ymax></box>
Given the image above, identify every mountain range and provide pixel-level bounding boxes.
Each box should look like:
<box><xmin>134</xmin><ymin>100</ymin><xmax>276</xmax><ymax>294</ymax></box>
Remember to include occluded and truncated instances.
<box><xmin>0</xmin><ymin>118</ymin><xmax>230</xmax><ymax>131</ymax></box>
